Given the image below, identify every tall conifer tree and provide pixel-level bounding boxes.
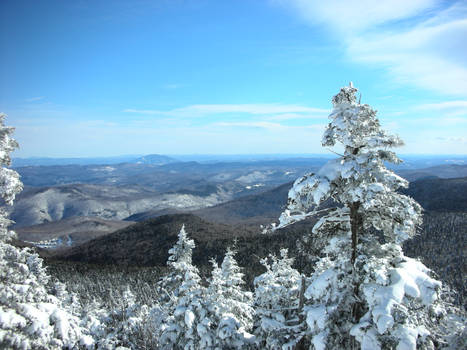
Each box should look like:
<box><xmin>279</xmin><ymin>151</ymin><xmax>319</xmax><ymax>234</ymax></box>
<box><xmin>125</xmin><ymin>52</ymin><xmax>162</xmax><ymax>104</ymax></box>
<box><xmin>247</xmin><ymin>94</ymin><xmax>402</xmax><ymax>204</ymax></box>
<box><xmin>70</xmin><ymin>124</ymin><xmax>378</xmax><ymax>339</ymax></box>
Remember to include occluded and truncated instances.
<box><xmin>276</xmin><ymin>85</ymin><xmax>463</xmax><ymax>349</ymax></box>
<box><xmin>0</xmin><ymin>113</ymin><xmax>93</xmax><ymax>349</ymax></box>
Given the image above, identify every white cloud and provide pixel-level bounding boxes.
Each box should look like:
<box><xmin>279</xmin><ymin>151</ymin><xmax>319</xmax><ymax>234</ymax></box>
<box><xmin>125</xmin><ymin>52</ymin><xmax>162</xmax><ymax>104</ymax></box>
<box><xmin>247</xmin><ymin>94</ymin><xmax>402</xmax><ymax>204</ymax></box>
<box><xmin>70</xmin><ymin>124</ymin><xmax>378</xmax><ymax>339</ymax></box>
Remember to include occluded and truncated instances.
<box><xmin>415</xmin><ymin>100</ymin><xmax>467</xmax><ymax>111</ymax></box>
<box><xmin>10</xmin><ymin>101</ymin><xmax>329</xmax><ymax>157</ymax></box>
<box><xmin>277</xmin><ymin>0</ymin><xmax>437</xmax><ymax>33</ymax></box>
<box><xmin>12</xmin><ymin>118</ymin><xmax>327</xmax><ymax>157</ymax></box>
<box><xmin>279</xmin><ymin>0</ymin><xmax>467</xmax><ymax>97</ymax></box>
<box><xmin>412</xmin><ymin>100</ymin><xmax>467</xmax><ymax>120</ymax></box>
<box><xmin>124</xmin><ymin>103</ymin><xmax>328</xmax><ymax>117</ymax></box>
<box><xmin>347</xmin><ymin>16</ymin><xmax>467</xmax><ymax>95</ymax></box>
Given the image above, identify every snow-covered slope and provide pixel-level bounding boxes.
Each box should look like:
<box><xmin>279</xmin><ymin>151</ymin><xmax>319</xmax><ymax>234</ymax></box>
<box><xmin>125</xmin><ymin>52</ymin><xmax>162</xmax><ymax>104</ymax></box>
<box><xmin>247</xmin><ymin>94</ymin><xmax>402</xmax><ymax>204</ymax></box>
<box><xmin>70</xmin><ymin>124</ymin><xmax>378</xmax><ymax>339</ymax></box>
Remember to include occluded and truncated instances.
<box><xmin>15</xmin><ymin>216</ymin><xmax>135</xmax><ymax>248</ymax></box>
<box><xmin>10</xmin><ymin>184</ymin><xmax>228</xmax><ymax>227</ymax></box>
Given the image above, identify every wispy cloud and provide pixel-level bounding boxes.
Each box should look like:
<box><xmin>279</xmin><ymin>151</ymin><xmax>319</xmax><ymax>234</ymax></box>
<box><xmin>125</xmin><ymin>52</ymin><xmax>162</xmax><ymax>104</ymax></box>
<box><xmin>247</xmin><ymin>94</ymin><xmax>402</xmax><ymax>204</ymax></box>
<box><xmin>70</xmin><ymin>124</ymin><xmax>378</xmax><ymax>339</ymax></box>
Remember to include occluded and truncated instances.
<box><xmin>12</xmin><ymin>116</ymin><xmax>327</xmax><ymax>157</ymax></box>
<box><xmin>411</xmin><ymin>100</ymin><xmax>467</xmax><ymax>120</ymax></box>
<box><xmin>417</xmin><ymin>101</ymin><xmax>467</xmax><ymax>111</ymax></box>
<box><xmin>278</xmin><ymin>0</ymin><xmax>467</xmax><ymax>97</ymax></box>
<box><xmin>25</xmin><ymin>96</ymin><xmax>45</xmax><ymax>102</ymax></box>
<box><xmin>279</xmin><ymin>0</ymin><xmax>437</xmax><ymax>33</ymax></box>
<box><xmin>124</xmin><ymin>103</ymin><xmax>329</xmax><ymax>117</ymax></box>
<box><xmin>436</xmin><ymin>136</ymin><xmax>467</xmax><ymax>143</ymax></box>
<box><xmin>347</xmin><ymin>16</ymin><xmax>467</xmax><ymax>95</ymax></box>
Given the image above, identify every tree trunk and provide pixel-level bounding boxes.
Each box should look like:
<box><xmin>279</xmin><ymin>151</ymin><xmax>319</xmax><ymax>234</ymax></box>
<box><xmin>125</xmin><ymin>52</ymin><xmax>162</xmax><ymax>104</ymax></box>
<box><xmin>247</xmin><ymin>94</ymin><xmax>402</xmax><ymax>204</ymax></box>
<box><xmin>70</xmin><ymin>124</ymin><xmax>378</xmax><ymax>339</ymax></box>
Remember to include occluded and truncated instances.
<box><xmin>298</xmin><ymin>275</ymin><xmax>306</xmax><ymax>323</ymax></box>
<box><xmin>350</xmin><ymin>201</ymin><xmax>361</xmax><ymax>265</ymax></box>
<box><xmin>350</xmin><ymin>146</ymin><xmax>362</xmax><ymax>266</ymax></box>
<box><xmin>350</xmin><ymin>201</ymin><xmax>363</xmax><ymax>323</ymax></box>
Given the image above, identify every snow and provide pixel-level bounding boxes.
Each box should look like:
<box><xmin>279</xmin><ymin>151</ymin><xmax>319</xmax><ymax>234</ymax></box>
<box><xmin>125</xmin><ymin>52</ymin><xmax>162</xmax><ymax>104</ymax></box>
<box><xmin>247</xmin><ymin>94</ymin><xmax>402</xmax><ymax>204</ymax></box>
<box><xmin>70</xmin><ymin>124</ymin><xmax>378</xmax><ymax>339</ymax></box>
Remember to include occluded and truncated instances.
<box><xmin>51</xmin><ymin>308</ymin><xmax>71</xmax><ymax>340</ymax></box>
<box><xmin>185</xmin><ymin>309</ymin><xmax>195</xmax><ymax>328</ymax></box>
<box><xmin>20</xmin><ymin>303</ymin><xmax>52</xmax><ymax>336</ymax></box>
<box><xmin>311</xmin><ymin>331</ymin><xmax>327</xmax><ymax>350</ymax></box>
<box><xmin>306</xmin><ymin>306</ymin><xmax>328</xmax><ymax>331</ymax></box>
<box><xmin>394</xmin><ymin>325</ymin><xmax>418</xmax><ymax>350</ymax></box>
<box><xmin>361</xmin><ymin>255</ymin><xmax>442</xmax><ymax>336</ymax></box>
<box><xmin>245</xmin><ymin>184</ymin><xmax>264</xmax><ymax>190</ymax></box>
<box><xmin>350</xmin><ymin>324</ymin><xmax>381</xmax><ymax>350</ymax></box>
<box><xmin>260</xmin><ymin>315</ymin><xmax>284</xmax><ymax>331</ymax></box>
<box><xmin>0</xmin><ymin>308</ymin><xmax>26</xmax><ymax>329</ymax></box>
<box><xmin>305</xmin><ymin>268</ymin><xmax>336</xmax><ymax>300</ymax></box>
<box><xmin>25</xmin><ymin>237</ymin><xmax>67</xmax><ymax>249</ymax></box>
<box><xmin>400</xmin><ymin>258</ymin><xmax>441</xmax><ymax>305</ymax></box>
<box><xmin>92</xmin><ymin>166</ymin><xmax>116</xmax><ymax>172</ymax></box>
<box><xmin>236</xmin><ymin>171</ymin><xmax>271</xmax><ymax>184</ymax></box>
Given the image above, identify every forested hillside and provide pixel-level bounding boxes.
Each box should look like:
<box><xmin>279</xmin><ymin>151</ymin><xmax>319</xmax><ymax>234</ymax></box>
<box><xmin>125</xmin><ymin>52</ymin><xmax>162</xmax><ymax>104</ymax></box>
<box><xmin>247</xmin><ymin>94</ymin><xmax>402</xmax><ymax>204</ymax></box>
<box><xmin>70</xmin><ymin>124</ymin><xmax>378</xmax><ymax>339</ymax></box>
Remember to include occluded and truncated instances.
<box><xmin>46</xmin><ymin>174</ymin><xmax>467</xmax><ymax>310</ymax></box>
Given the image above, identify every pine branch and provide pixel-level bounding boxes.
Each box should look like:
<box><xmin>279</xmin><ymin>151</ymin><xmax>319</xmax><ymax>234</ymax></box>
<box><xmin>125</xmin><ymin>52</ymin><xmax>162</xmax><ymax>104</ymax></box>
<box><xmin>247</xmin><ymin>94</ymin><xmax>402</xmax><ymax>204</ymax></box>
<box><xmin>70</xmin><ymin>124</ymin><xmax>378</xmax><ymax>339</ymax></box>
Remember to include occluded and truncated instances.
<box><xmin>326</xmin><ymin>148</ymin><xmax>344</xmax><ymax>157</ymax></box>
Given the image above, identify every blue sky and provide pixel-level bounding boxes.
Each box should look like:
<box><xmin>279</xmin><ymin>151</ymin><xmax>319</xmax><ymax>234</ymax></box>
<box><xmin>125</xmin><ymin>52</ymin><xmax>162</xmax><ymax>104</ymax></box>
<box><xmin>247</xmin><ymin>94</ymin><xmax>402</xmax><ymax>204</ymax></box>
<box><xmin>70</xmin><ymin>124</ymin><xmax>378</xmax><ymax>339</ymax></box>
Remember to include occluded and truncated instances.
<box><xmin>1</xmin><ymin>0</ymin><xmax>466</xmax><ymax>157</ymax></box>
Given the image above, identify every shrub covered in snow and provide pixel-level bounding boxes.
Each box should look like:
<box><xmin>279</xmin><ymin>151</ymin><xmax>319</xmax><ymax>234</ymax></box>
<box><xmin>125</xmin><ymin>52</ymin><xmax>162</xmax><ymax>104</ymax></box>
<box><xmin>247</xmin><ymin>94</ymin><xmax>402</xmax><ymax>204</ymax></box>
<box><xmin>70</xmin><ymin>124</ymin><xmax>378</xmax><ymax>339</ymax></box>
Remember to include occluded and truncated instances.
<box><xmin>254</xmin><ymin>248</ymin><xmax>304</xmax><ymax>349</ymax></box>
<box><xmin>92</xmin><ymin>286</ymin><xmax>161</xmax><ymax>349</ymax></box>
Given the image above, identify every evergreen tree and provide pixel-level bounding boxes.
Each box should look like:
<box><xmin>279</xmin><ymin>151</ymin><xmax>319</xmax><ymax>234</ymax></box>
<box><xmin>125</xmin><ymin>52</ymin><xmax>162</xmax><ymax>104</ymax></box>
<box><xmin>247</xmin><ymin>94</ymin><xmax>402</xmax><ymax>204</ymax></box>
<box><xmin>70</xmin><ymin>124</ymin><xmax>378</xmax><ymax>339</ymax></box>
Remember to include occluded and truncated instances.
<box><xmin>0</xmin><ymin>113</ymin><xmax>93</xmax><ymax>349</ymax></box>
<box><xmin>254</xmin><ymin>249</ymin><xmax>304</xmax><ymax>349</ymax></box>
<box><xmin>207</xmin><ymin>247</ymin><xmax>255</xmax><ymax>349</ymax></box>
<box><xmin>276</xmin><ymin>85</ymin><xmax>464</xmax><ymax>349</ymax></box>
<box><xmin>157</xmin><ymin>224</ymin><xmax>197</xmax><ymax>305</ymax></box>
<box><xmin>97</xmin><ymin>286</ymin><xmax>151</xmax><ymax>349</ymax></box>
<box><xmin>159</xmin><ymin>225</ymin><xmax>212</xmax><ymax>349</ymax></box>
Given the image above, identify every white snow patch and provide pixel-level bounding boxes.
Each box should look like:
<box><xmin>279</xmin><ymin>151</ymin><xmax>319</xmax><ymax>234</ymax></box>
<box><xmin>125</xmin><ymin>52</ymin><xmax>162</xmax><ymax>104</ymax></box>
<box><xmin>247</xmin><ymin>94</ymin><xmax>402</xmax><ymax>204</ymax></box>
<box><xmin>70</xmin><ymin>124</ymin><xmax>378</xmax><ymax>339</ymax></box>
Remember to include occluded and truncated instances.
<box><xmin>184</xmin><ymin>309</ymin><xmax>195</xmax><ymax>329</ymax></box>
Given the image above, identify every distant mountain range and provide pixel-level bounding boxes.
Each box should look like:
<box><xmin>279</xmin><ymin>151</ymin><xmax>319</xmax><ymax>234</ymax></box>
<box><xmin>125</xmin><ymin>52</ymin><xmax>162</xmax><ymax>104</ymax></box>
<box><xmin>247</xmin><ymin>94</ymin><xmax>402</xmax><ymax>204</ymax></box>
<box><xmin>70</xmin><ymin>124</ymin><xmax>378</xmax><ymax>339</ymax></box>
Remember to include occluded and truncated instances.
<box><xmin>12</xmin><ymin>162</ymin><xmax>467</xmax><ymax>241</ymax></box>
<box><xmin>14</xmin><ymin>158</ymin><xmax>324</xmax><ymax>189</ymax></box>
<box><xmin>12</xmin><ymin>156</ymin><xmax>467</xmax><ymax>233</ymax></box>
<box><xmin>13</xmin><ymin>153</ymin><xmax>467</xmax><ymax>168</ymax></box>
<box><xmin>398</xmin><ymin>164</ymin><xmax>467</xmax><ymax>181</ymax></box>
<box><xmin>12</xmin><ymin>154</ymin><xmax>178</xmax><ymax>167</ymax></box>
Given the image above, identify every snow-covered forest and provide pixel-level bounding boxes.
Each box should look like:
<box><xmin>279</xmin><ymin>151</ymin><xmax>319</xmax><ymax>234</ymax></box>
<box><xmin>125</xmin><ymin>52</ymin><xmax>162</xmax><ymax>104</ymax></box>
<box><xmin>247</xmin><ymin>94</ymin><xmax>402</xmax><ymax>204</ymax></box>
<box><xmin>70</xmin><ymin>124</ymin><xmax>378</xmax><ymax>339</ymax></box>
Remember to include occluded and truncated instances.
<box><xmin>1</xmin><ymin>85</ymin><xmax>466</xmax><ymax>349</ymax></box>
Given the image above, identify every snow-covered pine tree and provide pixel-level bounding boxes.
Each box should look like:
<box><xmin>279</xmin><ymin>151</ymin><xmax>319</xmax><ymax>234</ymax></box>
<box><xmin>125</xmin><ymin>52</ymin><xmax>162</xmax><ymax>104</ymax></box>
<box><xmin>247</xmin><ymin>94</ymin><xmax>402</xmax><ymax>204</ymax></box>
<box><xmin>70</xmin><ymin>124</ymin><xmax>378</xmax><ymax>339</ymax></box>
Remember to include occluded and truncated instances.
<box><xmin>157</xmin><ymin>224</ymin><xmax>197</xmax><ymax>305</ymax></box>
<box><xmin>206</xmin><ymin>246</ymin><xmax>255</xmax><ymax>349</ymax></box>
<box><xmin>97</xmin><ymin>286</ymin><xmax>152</xmax><ymax>349</ymax></box>
<box><xmin>275</xmin><ymin>85</ymin><xmax>463</xmax><ymax>349</ymax></box>
<box><xmin>254</xmin><ymin>248</ymin><xmax>304</xmax><ymax>350</ymax></box>
<box><xmin>0</xmin><ymin>113</ymin><xmax>93</xmax><ymax>349</ymax></box>
<box><xmin>0</xmin><ymin>113</ymin><xmax>22</xmax><ymax>241</ymax></box>
<box><xmin>158</xmin><ymin>225</ymin><xmax>212</xmax><ymax>349</ymax></box>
